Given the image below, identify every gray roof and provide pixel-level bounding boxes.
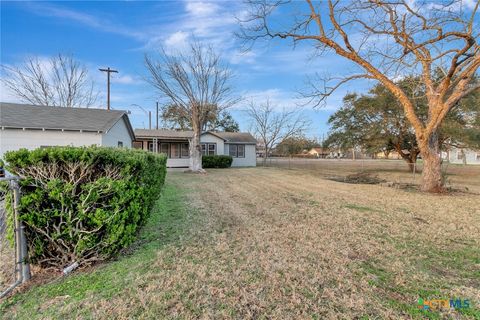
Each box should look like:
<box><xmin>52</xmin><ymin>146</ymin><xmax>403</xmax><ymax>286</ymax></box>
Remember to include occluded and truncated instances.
<box><xmin>134</xmin><ymin>129</ymin><xmax>194</xmax><ymax>139</ymax></box>
<box><xmin>134</xmin><ymin>129</ymin><xmax>257</xmax><ymax>144</ymax></box>
<box><xmin>210</xmin><ymin>131</ymin><xmax>257</xmax><ymax>144</ymax></box>
<box><xmin>0</xmin><ymin>102</ymin><xmax>135</xmax><ymax>139</ymax></box>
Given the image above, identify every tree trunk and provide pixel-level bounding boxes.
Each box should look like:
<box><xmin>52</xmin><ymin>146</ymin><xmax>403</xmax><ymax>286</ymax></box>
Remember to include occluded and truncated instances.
<box><xmin>189</xmin><ymin>115</ymin><xmax>205</xmax><ymax>173</ymax></box>
<box><xmin>406</xmin><ymin>159</ymin><xmax>415</xmax><ymax>173</ymax></box>
<box><xmin>419</xmin><ymin>132</ymin><xmax>444</xmax><ymax>192</ymax></box>
<box><xmin>262</xmin><ymin>147</ymin><xmax>268</xmax><ymax>166</ymax></box>
<box><xmin>461</xmin><ymin>149</ymin><xmax>467</xmax><ymax>166</ymax></box>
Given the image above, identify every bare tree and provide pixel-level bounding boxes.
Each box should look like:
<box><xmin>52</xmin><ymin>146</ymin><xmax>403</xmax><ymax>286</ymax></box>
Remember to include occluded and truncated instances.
<box><xmin>239</xmin><ymin>0</ymin><xmax>480</xmax><ymax>192</ymax></box>
<box><xmin>247</xmin><ymin>100</ymin><xmax>309</xmax><ymax>165</ymax></box>
<box><xmin>1</xmin><ymin>54</ymin><xmax>98</xmax><ymax>108</ymax></box>
<box><xmin>145</xmin><ymin>42</ymin><xmax>238</xmax><ymax>172</ymax></box>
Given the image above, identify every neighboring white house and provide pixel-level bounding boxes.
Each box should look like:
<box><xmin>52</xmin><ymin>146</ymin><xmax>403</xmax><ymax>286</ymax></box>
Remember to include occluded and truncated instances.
<box><xmin>134</xmin><ymin>129</ymin><xmax>257</xmax><ymax>167</ymax></box>
<box><xmin>0</xmin><ymin>102</ymin><xmax>135</xmax><ymax>158</ymax></box>
<box><xmin>446</xmin><ymin>147</ymin><xmax>480</xmax><ymax>165</ymax></box>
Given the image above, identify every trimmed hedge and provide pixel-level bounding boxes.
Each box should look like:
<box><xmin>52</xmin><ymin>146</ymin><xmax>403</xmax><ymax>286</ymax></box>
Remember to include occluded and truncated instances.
<box><xmin>202</xmin><ymin>155</ymin><xmax>233</xmax><ymax>168</ymax></box>
<box><xmin>4</xmin><ymin>146</ymin><xmax>166</xmax><ymax>269</ymax></box>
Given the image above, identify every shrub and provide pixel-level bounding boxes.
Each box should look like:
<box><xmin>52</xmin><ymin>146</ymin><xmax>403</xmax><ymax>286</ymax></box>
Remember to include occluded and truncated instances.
<box><xmin>202</xmin><ymin>155</ymin><xmax>233</xmax><ymax>168</ymax></box>
<box><xmin>4</xmin><ymin>146</ymin><xmax>167</xmax><ymax>269</ymax></box>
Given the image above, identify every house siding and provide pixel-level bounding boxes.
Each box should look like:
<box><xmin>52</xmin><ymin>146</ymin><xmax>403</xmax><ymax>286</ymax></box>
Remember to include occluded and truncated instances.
<box><xmin>101</xmin><ymin>118</ymin><xmax>133</xmax><ymax>148</ymax></box>
<box><xmin>200</xmin><ymin>133</ymin><xmax>225</xmax><ymax>155</ymax></box>
<box><xmin>448</xmin><ymin>147</ymin><xmax>480</xmax><ymax>165</ymax></box>
<box><xmin>0</xmin><ymin>128</ymin><xmax>102</xmax><ymax>158</ymax></box>
<box><xmin>225</xmin><ymin>143</ymin><xmax>256</xmax><ymax>167</ymax></box>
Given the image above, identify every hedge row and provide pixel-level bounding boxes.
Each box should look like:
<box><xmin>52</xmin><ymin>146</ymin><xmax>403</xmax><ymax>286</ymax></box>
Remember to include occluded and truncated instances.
<box><xmin>4</xmin><ymin>146</ymin><xmax>167</xmax><ymax>269</ymax></box>
<box><xmin>202</xmin><ymin>155</ymin><xmax>233</xmax><ymax>168</ymax></box>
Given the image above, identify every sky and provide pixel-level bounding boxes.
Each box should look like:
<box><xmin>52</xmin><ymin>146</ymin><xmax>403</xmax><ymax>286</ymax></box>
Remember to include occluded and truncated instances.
<box><xmin>1</xmin><ymin>0</ymin><xmax>377</xmax><ymax>139</ymax></box>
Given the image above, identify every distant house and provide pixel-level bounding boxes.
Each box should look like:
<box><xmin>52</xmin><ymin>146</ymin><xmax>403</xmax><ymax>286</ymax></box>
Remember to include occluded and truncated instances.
<box><xmin>307</xmin><ymin>147</ymin><xmax>328</xmax><ymax>158</ymax></box>
<box><xmin>134</xmin><ymin>129</ymin><xmax>257</xmax><ymax>167</ymax></box>
<box><xmin>0</xmin><ymin>102</ymin><xmax>135</xmax><ymax>158</ymax></box>
<box><xmin>375</xmin><ymin>150</ymin><xmax>409</xmax><ymax>160</ymax></box>
<box><xmin>447</xmin><ymin>147</ymin><xmax>480</xmax><ymax>165</ymax></box>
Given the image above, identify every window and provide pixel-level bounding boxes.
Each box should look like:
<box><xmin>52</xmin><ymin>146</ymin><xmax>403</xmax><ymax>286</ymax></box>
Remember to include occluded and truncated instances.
<box><xmin>457</xmin><ymin>152</ymin><xmax>464</xmax><ymax>160</ymax></box>
<box><xmin>229</xmin><ymin>144</ymin><xmax>245</xmax><ymax>158</ymax></box>
<box><xmin>201</xmin><ymin>143</ymin><xmax>216</xmax><ymax>156</ymax></box>
<box><xmin>170</xmin><ymin>143</ymin><xmax>180</xmax><ymax>158</ymax></box>
<box><xmin>181</xmin><ymin>143</ymin><xmax>189</xmax><ymax>158</ymax></box>
<box><xmin>132</xmin><ymin>141</ymin><xmax>142</xmax><ymax>149</ymax></box>
<box><xmin>237</xmin><ymin>145</ymin><xmax>245</xmax><ymax>158</ymax></box>
<box><xmin>477</xmin><ymin>153</ymin><xmax>480</xmax><ymax>161</ymax></box>
<box><xmin>160</xmin><ymin>143</ymin><xmax>169</xmax><ymax>156</ymax></box>
<box><xmin>208</xmin><ymin>144</ymin><xmax>216</xmax><ymax>155</ymax></box>
<box><xmin>148</xmin><ymin>142</ymin><xmax>154</xmax><ymax>152</ymax></box>
<box><xmin>118</xmin><ymin>141</ymin><xmax>123</xmax><ymax>147</ymax></box>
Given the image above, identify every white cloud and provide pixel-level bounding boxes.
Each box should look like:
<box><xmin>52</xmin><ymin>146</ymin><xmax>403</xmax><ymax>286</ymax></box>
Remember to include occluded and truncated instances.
<box><xmin>185</xmin><ymin>1</ymin><xmax>220</xmax><ymax>16</ymax></box>
<box><xmin>22</xmin><ymin>2</ymin><xmax>145</xmax><ymax>41</ymax></box>
<box><xmin>111</xmin><ymin>74</ymin><xmax>141</xmax><ymax>85</ymax></box>
<box><xmin>164</xmin><ymin>31</ymin><xmax>190</xmax><ymax>52</ymax></box>
<box><xmin>238</xmin><ymin>88</ymin><xmax>305</xmax><ymax>111</ymax></box>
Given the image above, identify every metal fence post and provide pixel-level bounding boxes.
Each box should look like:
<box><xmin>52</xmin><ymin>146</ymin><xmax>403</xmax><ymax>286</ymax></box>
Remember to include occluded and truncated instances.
<box><xmin>412</xmin><ymin>162</ymin><xmax>416</xmax><ymax>184</ymax></box>
<box><xmin>12</xmin><ymin>179</ymin><xmax>30</xmax><ymax>283</ymax></box>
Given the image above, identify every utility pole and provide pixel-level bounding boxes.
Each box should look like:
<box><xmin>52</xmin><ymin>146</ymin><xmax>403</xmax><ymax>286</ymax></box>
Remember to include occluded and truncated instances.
<box><xmin>99</xmin><ymin>67</ymin><xmax>118</xmax><ymax>110</ymax></box>
<box><xmin>156</xmin><ymin>101</ymin><xmax>159</xmax><ymax>130</ymax></box>
<box><xmin>149</xmin><ymin>111</ymin><xmax>152</xmax><ymax>130</ymax></box>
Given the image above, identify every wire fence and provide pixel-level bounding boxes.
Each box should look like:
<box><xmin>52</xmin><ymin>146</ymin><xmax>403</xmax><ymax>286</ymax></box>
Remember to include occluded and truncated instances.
<box><xmin>0</xmin><ymin>176</ymin><xmax>30</xmax><ymax>299</ymax></box>
<box><xmin>0</xmin><ymin>179</ymin><xmax>16</xmax><ymax>295</ymax></box>
<box><xmin>257</xmin><ymin>157</ymin><xmax>480</xmax><ymax>192</ymax></box>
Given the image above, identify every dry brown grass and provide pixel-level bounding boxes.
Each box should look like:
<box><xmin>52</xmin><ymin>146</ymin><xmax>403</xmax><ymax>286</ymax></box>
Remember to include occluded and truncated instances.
<box><xmin>1</xmin><ymin>167</ymin><xmax>479</xmax><ymax>319</ymax></box>
<box><xmin>263</xmin><ymin>158</ymin><xmax>480</xmax><ymax>193</ymax></box>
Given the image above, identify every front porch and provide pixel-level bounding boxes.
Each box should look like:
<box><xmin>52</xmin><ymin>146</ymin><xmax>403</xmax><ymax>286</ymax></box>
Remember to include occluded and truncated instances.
<box><xmin>133</xmin><ymin>138</ymin><xmax>191</xmax><ymax>167</ymax></box>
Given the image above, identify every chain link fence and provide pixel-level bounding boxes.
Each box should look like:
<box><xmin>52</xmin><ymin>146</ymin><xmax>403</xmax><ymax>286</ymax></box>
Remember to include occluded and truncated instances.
<box><xmin>257</xmin><ymin>157</ymin><xmax>480</xmax><ymax>192</ymax></box>
<box><xmin>0</xmin><ymin>179</ymin><xmax>16</xmax><ymax>295</ymax></box>
<box><xmin>0</xmin><ymin>176</ymin><xmax>30</xmax><ymax>299</ymax></box>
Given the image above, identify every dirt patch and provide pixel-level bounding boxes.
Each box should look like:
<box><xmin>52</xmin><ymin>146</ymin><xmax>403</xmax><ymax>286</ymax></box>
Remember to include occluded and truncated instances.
<box><xmin>328</xmin><ymin>171</ymin><xmax>386</xmax><ymax>184</ymax></box>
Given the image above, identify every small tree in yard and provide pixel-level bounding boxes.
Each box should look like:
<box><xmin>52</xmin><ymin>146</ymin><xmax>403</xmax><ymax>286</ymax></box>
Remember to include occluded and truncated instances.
<box><xmin>240</xmin><ymin>0</ymin><xmax>480</xmax><ymax>192</ymax></box>
<box><xmin>1</xmin><ymin>54</ymin><xmax>98</xmax><ymax>108</ymax></box>
<box><xmin>145</xmin><ymin>43</ymin><xmax>238</xmax><ymax>172</ymax></box>
<box><xmin>247</xmin><ymin>100</ymin><xmax>309</xmax><ymax>165</ymax></box>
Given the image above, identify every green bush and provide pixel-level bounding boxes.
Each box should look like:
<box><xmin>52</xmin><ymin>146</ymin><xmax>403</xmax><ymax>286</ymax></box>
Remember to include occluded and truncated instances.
<box><xmin>4</xmin><ymin>146</ymin><xmax>166</xmax><ymax>269</ymax></box>
<box><xmin>202</xmin><ymin>155</ymin><xmax>233</xmax><ymax>168</ymax></box>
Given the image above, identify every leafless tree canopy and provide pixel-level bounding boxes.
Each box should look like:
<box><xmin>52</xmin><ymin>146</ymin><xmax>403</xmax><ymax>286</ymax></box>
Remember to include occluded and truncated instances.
<box><xmin>239</xmin><ymin>0</ymin><xmax>480</xmax><ymax>191</ymax></box>
<box><xmin>247</xmin><ymin>100</ymin><xmax>309</xmax><ymax>163</ymax></box>
<box><xmin>145</xmin><ymin>42</ymin><xmax>239</xmax><ymax>171</ymax></box>
<box><xmin>145</xmin><ymin>43</ymin><xmax>239</xmax><ymax>125</ymax></box>
<box><xmin>1</xmin><ymin>54</ymin><xmax>98</xmax><ymax>108</ymax></box>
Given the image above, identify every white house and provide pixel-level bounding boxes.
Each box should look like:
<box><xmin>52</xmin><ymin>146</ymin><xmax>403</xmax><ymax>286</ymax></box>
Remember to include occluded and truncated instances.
<box><xmin>134</xmin><ymin>129</ymin><xmax>257</xmax><ymax>167</ymax></box>
<box><xmin>447</xmin><ymin>147</ymin><xmax>480</xmax><ymax>165</ymax></box>
<box><xmin>0</xmin><ymin>102</ymin><xmax>135</xmax><ymax>158</ymax></box>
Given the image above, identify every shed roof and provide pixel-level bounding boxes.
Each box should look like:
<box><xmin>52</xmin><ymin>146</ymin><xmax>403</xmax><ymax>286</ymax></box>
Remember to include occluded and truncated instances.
<box><xmin>0</xmin><ymin>102</ymin><xmax>134</xmax><ymax>139</ymax></box>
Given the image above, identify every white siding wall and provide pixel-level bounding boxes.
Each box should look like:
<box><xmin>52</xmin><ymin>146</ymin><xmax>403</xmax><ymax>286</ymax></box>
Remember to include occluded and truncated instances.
<box><xmin>102</xmin><ymin>118</ymin><xmax>133</xmax><ymax>148</ymax></box>
<box><xmin>448</xmin><ymin>148</ymin><xmax>480</xmax><ymax>165</ymax></box>
<box><xmin>200</xmin><ymin>133</ymin><xmax>224</xmax><ymax>155</ymax></box>
<box><xmin>225</xmin><ymin>143</ymin><xmax>256</xmax><ymax>167</ymax></box>
<box><xmin>167</xmin><ymin>158</ymin><xmax>190</xmax><ymax>167</ymax></box>
<box><xmin>0</xmin><ymin>129</ymin><xmax>102</xmax><ymax>159</ymax></box>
